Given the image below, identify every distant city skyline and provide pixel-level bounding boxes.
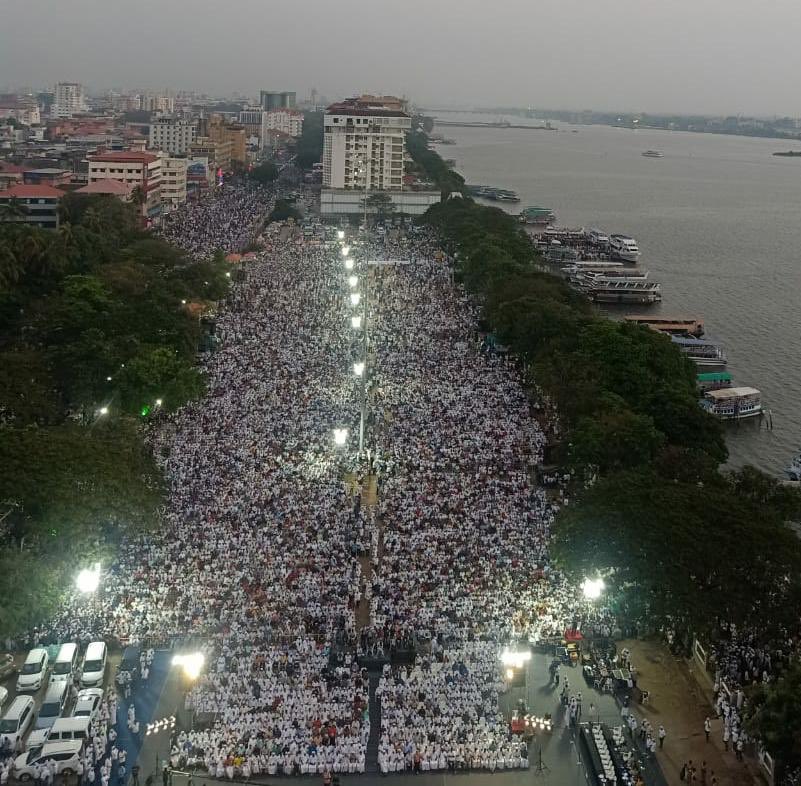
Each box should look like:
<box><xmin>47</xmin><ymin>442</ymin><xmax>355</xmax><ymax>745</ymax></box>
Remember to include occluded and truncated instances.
<box><xmin>3</xmin><ymin>0</ymin><xmax>801</xmax><ymax>117</ymax></box>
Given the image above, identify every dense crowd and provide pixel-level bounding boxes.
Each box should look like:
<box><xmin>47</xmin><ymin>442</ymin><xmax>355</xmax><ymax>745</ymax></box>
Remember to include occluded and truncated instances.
<box><xmin>159</xmin><ymin>183</ymin><xmax>273</xmax><ymax>259</ymax></box>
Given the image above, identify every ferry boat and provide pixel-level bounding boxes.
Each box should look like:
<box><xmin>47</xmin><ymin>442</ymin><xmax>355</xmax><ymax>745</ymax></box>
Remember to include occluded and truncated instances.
<box><xmin>625</xmin><ymin>316</ymin><xmax>705</xmax><ymax>337</ymax></box>
<box><xmin>608</xmin><ymin>234</ymin><xmax>641</xmax><ymax>262</ymax></box>
<box><xmin>587</xmin><ymin>228</ymin><xmax>609</xmax><ymax>245</ymax></box>
<box><xmin>784</xmin><ymin>453</ymin><xmax>801</xmax><ymax>481</ymax></box>
<box><xmin>585</xmin><ymin>279</ymin><xmax>662</xmax><ymax>304</ymax></box>
<box><xmin>697</xmin><ymin>371</ymin><xmax>733</xmax><ymax>393</ymax></box>
<box><xmin>572</xmin><ymin>269</ymin><xmax>650</xmax><ymax>286</ymax></box>
<box><xmin>671</xmin><ymin>336</ymin><xmax>727</xmax><ymax>369</ymax></box>
<box><xmin>519</xmin><ymin>206</ymin><xmax>556</xmax><ymax>225</ymax></box>
<box><xmin>642</xmin><ymin>150</ymin><xmax>665</xmax><ymax>158</ymax></box>
<box><xmin>700</xmin><ymin>387</ymin><xmax>762</xmax><ymax>420</ymax></box>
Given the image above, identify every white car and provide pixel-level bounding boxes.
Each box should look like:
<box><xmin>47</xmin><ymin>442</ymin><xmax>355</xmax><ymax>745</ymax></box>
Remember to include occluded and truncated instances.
<box><xmin>14</xmin><ymin>740</ymin><xmax>83</xmax><ymax>781</ymax></box>
<box><xmin>71</xmin><ymin>688</ymin><xmax>103</xmax><ymax>722</ymax></box>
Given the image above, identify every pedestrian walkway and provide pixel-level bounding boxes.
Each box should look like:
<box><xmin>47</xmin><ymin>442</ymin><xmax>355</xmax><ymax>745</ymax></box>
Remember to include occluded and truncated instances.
<box><xmin>365</xmin><ymin>670</ymin><xmax>382</xmax><ymax>774</ymax></box>
<box><xmin>621</xmin><ymin>638</ymin><xmax>763</xmax><ymax>786</ymax></box>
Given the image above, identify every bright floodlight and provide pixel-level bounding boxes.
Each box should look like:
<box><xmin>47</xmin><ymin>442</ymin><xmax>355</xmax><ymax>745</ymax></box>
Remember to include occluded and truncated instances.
<box><xmin>225</xmin><ymin>272</ymin><xmax>231</xmax><ymax>278</ymax></box>
<box><xmin>351</xmin><ymin>315</ymin><xmax>362</xmax><ymax>329</ymax></box>
<box><xmin>98</xmin><ymin>406</ymin><xmax>109</xmax><ymax>416</ymax></box>
<box><xmin>333</xmin><ymin>428</ymin><xmax>349</xmax><ymax>446</ymax></box>
<box><xmin>344</xmin><ymin>258</ymin><xmax>355</xmax><ymax>271</ymax></box>
<box><xmin>337</xmin><ymin>230</ymin><xmax>345</xmax><ymax>240</ymax></box>
<box><xmin>106</xmin><ymin>376</ymin><xmax>112</xmax><ymax>382</ymax></box>
<box><xmin>172</xmin><ymin>652</ymin><xmax>205</xmax><ymax>680</ymax></box>
<box><xmin>505</xmin><ymin>668</ymin><xmax>514</xmax><ymax>681</ymax></box>
<box><xmin>582</xmin><ymin>577</ymin><xmax>605</xmax><ymax>600</ymax></box>
<box><xmin>75</xmin><ymin>563</ymin><xmax>101</xmax><ymax>594</ymax></box>
<box><xmin>348</xmin><ymin>275</ymin><xmax>358</xmax><ymax>288</ymax></box>
<box><xmin>501</xmin><ymin>648</ymin><xmax>532</xmax><ymax>669</ymax></box>
<box><xmin>341</xmin><ymin>246</ymin><xmax>350</xmax><ymax>256</ymax></box>
<box><xmin>353</xmin><ymin>362</ymin><xmax>365</xmax><ymax>377</ymax></box>
<box><xmin>350</xmin><ymin>292</ymin><xmax>361</xmax><ymax>306</ymax></box>
<box><xmin>155</xmin><ymin>398</ymin><xmax>163</xmax><ymax>407</ymax></box>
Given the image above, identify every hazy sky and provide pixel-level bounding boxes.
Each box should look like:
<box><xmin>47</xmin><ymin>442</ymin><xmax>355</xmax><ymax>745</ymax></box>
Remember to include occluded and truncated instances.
<box><xmin>2</xmin><ymin>0</ymin><xmax>801</xmax><ymax>116</ymax></box>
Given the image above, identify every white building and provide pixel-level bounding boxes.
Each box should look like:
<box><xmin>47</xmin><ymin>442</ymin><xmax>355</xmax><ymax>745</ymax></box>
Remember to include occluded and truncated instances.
<box><xmin>261</xmin><ymin>109</ymin><xmax>304</xmax><ymax>141</ymax></box>
<box><xmin>87</xmin><ymin>150</ymin><xmax>162</xmax><ymax>218</ymax></box>
<box><xmin>160</xmin><ymin>156</ymin><xmax>187</xmax><ymax>208</ymax></box>
<box><xmin>52</xmin><ymin>82</ymin><xmax>88</xmax><ymax>118</ymax></box>
<box><xmin>148</xmin><ymin>115</ymin><xmax>197</xmax><ymax>156</ymax></box>
<box><xmin>323</xmin><ymin>97</ymin><xmax>410</xmax><ymax>192</ymax></box>
<box><xmin>141</xmin><ymin>94</ymin><xmax>174</xmax><ymax>113</ymax></box>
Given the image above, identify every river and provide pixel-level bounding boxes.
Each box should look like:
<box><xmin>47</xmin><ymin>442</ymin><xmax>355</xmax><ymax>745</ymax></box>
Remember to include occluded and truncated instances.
<box><xmin>435</xmin><ymin>113</ymin><xmax>801</xmax><ymax>475</ymax></box>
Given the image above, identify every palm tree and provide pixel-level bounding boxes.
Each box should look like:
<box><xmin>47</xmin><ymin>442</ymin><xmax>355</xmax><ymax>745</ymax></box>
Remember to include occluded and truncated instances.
<box><xmin>0</xmin><ymin>197</ymin><xmax>28</xmax><ymax>222</ymax></box>
<box><xmin>82</xmin><ymin>207</ymin><xmax>102</xmax><ymax>233</ymax></box>
<box><xmin>0</xmin><ymin>241</ymin><xmax>22</xmax><ymax>289</ymax></box>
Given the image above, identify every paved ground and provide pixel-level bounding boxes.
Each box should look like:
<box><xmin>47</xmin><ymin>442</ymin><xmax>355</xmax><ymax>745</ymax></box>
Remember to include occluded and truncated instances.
<box><xmin>620</xmin><ymin>639</ymin><xmax>765</xmax><ymax>786</ymax></box>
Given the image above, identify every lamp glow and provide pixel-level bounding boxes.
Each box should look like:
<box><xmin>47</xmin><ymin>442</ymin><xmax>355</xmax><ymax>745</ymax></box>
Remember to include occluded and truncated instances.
<box><xmin>337</xmin><ymin>230</ymin><xmax>345</xmax><ymax>240</ymax></box>
<box><xmin>501</xmin><ymin>648</ymin><xmax>532</xmax><ymax>669</ymax></box>
<box><xmin>350</xmin><ymin>292</ymin><xmax>361</xmax><ymax>306</ymax></box>
<box><xmin>353</xmin><ymin>362</ymin><xmax>365</xmax><ymax>377</ymax></box>
<box><xmin>344</xmin><ymin>258</ymin><xmax>354</xmax><ymax>271</ymax></box>
<box><xmin>98</xmin><ymin>406</ymin><xmax>109</xmax><ymax>416</ymax></box>
<box><xmin>341</xmin><ymin>246</ymin><xmax>350</xmax><ymax>256</ymax></box>
<box><xmin>333</xmin><ymin>428</ymin><xmax>349</xmax><ymax>446</ymax></box>
<box><xmin>76</xmin><ymin>563</ymin><xmax>101</xmax><ymax>594</ymax></box>
<box><xmin>348</xmin><ymin>275</ymin><xmax>358</xmax><ymax>288</ymax></box>
<box><xmin>172</xmin><ymin>652</ymin><xmax>205</xmax><ymax>680</ymax></box>
<box><xmin>582</xmin><ymin>577</ymin><xmax>605</xmax><ymax>600</ymax></box>
<box><xmin>155</xmin><ymin>398</ymin><xmax>163</xmax><ymax>407</ymax></box>
<box><xmin>351</xmin><ymin>315</ymin><xmax>362</xmax><ymax>329</ymax></box>
<box><xmin>505</xmin><ymin>668</ymin><xmax>514</xmax><ymax>680</ymax></box>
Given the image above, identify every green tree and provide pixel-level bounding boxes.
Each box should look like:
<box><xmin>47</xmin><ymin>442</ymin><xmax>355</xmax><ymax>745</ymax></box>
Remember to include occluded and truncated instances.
<box><xmin>363</xmin><ymin>192</ymin><xmax>396</xmax><ymax>220</ymax></box>
<box><xmin>269</xmin><ymin>199</ymin><xmax>302</xmax><ymax>223</ymax></box>
<box><xmin>249</xmin><ymin>161</ymin><xmax>278</xmax><ymax>184</ymax></box>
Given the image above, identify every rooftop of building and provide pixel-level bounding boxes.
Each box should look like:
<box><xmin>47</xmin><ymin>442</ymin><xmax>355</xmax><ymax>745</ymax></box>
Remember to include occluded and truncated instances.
<box><xmin>87</xmin><ymin>150</ymin><xmax>159</xmax><ymax>164</ymax></box>
<box><xmin>326</xmin><ymin>96</ymin><xmax>410</xmax><ymax>118</ymax></box>
<box><xmin>75</xmin><ymin>179</ymin><xmax>133</xmax><ymax>196</ymax></box>
<box><xmin>0</xmin><ymin>183</ymin><xmax>65</xmax><ymax>199</ymax></box>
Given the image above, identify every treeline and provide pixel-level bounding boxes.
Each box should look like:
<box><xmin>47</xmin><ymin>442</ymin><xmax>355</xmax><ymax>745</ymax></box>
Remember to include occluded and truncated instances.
<box><xmin>295</xmin><ymin>111</ymin><xmax>324</xmax><ymax>168</ymax></box>
<box><xmin>420</xmin><ymin>190</ymin><xmax>801</xmax><ymax>638</ymax></box>
<box><xmin>405</xmin><ymin>130</ymin><xmax>466</xmax><ymax>196</ymax></box>
<box><xmin>0</xmin><ymin>194</ymin><xmax>229</xmax><ymax>634</ymax></box>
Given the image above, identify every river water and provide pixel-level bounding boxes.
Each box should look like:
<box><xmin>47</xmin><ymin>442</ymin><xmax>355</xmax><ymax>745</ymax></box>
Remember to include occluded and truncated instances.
<box><xmin>436</xmin><ymin>114</ymin><xmax>801</xmax><ymax>475</ymax></box>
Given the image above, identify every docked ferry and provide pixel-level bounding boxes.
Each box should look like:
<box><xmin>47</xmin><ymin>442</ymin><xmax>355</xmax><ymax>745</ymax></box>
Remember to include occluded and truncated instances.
<box><xmin>608</xmin><ymin>234</ymin><xmax>641</xmax><ymax>262</ymax></box>
<box><xmin>519</xmin><ymin>206</ymin><xmax>556</xmax><ymax>225</ymax></box>
<box><xmin>584</xmin><ymin>279</ymin><xmax>662</xmax><ymax>304</ymax></box>
<box><xmin>671</xmin><ymin>336</ymin><xmax>727</xmax><ymax>370</ymax></box>
<box><xmin>700</xmin><ymin>387</ymin><xmax>762</xmax><ymax>420</ymax></box>
<box><xmin>697</xmin><ymin>371</ymin><xmax>733</xmax><ymax>393</ymax></box>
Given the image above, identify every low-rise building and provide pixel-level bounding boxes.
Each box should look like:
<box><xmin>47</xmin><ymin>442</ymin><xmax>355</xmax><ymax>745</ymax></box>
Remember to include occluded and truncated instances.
<box><xmin>74</xmin><ymin>179</ymin><xmax>133</xmax><ymax>201</ymax></box>
<box><xmin>87</xmin><ymin>150</ymin><xmax>162</xmax><ymax>218</ymax></box>
<box><xmin>23</xmin><ymin>168</ymin><xmax>72</xmax><ymax>187</ymax></box>
<box><xmin>261</xmin><ymin>109</ymin><xmax>303</xmax><ymax>141</ymax></box>
<box><xmin>0</xmin><ymin>183</ymin><xmax>63</xmax><ymax>228</ymax></box>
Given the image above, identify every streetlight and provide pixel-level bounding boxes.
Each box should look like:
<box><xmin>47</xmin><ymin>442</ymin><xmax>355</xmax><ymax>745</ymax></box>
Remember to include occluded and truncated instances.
<box><xmin>98</xmin><ymin>406</ymin><xmax>109</xmax><ymax>416</ymax></box>
<box><xmin>171</xmin><ymin>652</ymin><xmax>205</xmax><ymax>680</ymax></box>
<box><xmin>344</xmin><ymin>258</ymin><xmax>354</xmax><ymax>271</ymax></box>
<box><xmin>337</xmin><ymin>230</ymin><xmax>345</xmax><ymax>240</ymax></box>
<box><xmin>353</xmin><ymin>361</ymin><xmax>365</xmax><ymax>377</ymax></box>
<box><xmin>351</xmin><ymin>315</ymin><xmax>362</xmax><ymax>329</ymax></box>
<box><xmin>350</xmin><ymin>292</ymin><xmax>361</xmax><ymax>307</ymax></box>
<box><xmin>75</xmin><ymin>563</ymin><xmax>101</xmax><ymax>594</ymax></box>
<box><xmin>341</xmin><ymin>246</ymin><xmax>350</xmax><ymax>257</ymax></box>
<box><xmin>582</xmin><ymin>577</ymin><xmax>605</xmax><ymax>600</ymax></box>
<box><xmin>333</xmin><ymin>428</ymin><xmax>349</xmax><ymax>446</ymax></box>
<box><xmin>348</xmin><ymin>275</ymin><xmax>358</xmax><ymax>288</ymax></box>
<box><xmin>155</xmin><ymin>398</ymin><xmax>163</xmax><ymax>407</ymax></box>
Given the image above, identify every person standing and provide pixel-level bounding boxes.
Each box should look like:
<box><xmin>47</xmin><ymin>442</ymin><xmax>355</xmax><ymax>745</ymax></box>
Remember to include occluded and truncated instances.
<box><xmin>658</xmin><ymin>725</ymin><xmax>666</xmax><ymax>749</ymax></box>
<box><xmin>704</xmin><ymin>716</ymin><xmax>711</xmax><ymax>743</ymax></box>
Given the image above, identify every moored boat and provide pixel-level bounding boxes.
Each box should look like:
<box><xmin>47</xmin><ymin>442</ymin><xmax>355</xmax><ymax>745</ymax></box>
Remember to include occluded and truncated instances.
<box><xmin>671</xmin><ymin>336</ymin><xmax>727</xmax><ymax>369</ymax></box>
<box><xmin>608</xmin><ymin>234</ymin><xmax>641</xmax><ymax>262</ymax></box>
<box><xmin>585</xmin><ymin>279</ymin><xmax>661</xmax><ymax>304</ymax></box>
<box><xmin>642</xmin><ymin>150</ymin><xmax>665</xmax><ymax>158</ymax></box>
<box><xmin>519</xmin><ymin>206</ymin><xmax>556</xmax><ymax>225</ymax></box>
<box><xmin>626</xmin><ymin>316</ymin><xmax>705</xmax><ymax>337</ymax></box>
<box><xmin>697</xmin><ymin>371</ymin><xmax>732</xmax><ymax>392</ymax></box>
<box><xmin>700</xmin><ymin>387</ymin><xmax>762</xmax><ymax>420</ymax></box>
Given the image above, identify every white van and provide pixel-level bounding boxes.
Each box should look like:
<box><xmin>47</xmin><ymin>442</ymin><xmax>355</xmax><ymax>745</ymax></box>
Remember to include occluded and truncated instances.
<box><xmin>50</xmin><ymin>643</ymin><xmax>79</xmax><ymax>685</ymax></box>
<box><xmin>35</xmin><ymin>681</ymin><xmax>70</xmax><ymax>730</ymax></box>
<box><xmin>0</xmin><ymin>695</ymin><xmax>36</xmax><ymax>746</ymax></box>
<box><xmin>80</xmin><ymin>641</ymin><xmax>107</xmax><ymax>688</ymax></box>
<box><xmin>27</xmin><ymin>716</ymin><xmax>91</xmax><ymax>750</ymax></box>
<box><xmin>16</xmin><ymin>648</ymin><xmax>49</xmax><ymax>692</ymax></box>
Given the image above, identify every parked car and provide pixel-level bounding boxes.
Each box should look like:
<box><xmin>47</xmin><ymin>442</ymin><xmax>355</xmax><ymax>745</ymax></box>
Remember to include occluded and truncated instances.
<box><xmin>16</xmin><ymin>648</ymin><xmax>49</xmax><ymax>692</ymax></box>
<box><xmin>0</xmin><ymin>654</ymin><xmax>17</xmax><ymax>681</ymax></box>
<box><xmin>14</xmin><ymin>740</ymin><xmax>83</xmax><ymax>781</ymax></box>
<box><xmin>71</xmin><ymin>688</ymin><xmax>103</xmax><ymax>723</ymax></box>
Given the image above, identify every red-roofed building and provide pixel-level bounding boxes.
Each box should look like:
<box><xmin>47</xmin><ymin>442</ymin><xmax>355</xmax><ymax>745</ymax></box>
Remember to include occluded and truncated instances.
<box><xmin>87</xmin><ymin>150</ymin><xmax>162</xmax><ymax>218</ymax></box>
<box><xmin>0</xmin><ymin>161</ymin><xmax>25</xmax><ymax>189</ymax></box>
<box><xmin>0</xmin><ymin>184</ymin><xmax>64</xmax><ymax>228</ymax></box>
<box><xmin>74</xmin><ymin>179</ymin><xmax>134</xmax><ymax>200</ymax></box>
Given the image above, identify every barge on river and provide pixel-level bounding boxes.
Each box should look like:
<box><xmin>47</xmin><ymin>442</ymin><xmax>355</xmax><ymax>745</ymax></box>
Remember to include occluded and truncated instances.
<box><xmin>700</xmin><ymin>387</ymin><xmax>762</xmax><ymax>420</ymax></box>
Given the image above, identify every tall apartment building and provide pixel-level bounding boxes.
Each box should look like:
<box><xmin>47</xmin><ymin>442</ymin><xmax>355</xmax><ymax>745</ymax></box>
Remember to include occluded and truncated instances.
<box><xmin>323</xmin><ymin>96</ymin><xmax>410</xmax><ymax>191</ymax></box>
<box><xmin>148</xmin><ymin>115</ymin><xmax>197</xmax><ymax>155</ymax></box>
<box><xmin>321</xmin><ymin>95</ymin><xmax>439</xmax><ymax>216</ymax></box>
<box><xmin>207</xmin><ymin>115</ymin><xmax>246</xmax><ymax>166</ymax></box>
<box><xmin>261</xmin><ymin>109</ymin><xmax>304</xmax><ymax>140</ymax></box>
<box><xmin>160</xmin><ymin>156</ymin><xmax>187</xmax><ymax>208</ymax></box>
<box><xmin>259</xmin><ymin>91</ymin><xmax>295</xmax><ymax>110</ymax></box>
<box><xmin>52</xmin><ymin>82</ymin><xmax>88</xmax><ymax>118</ymax></box>
<box><xmin>141</xmin><ymin>94</ymin><xmax>174</xmax><ymax>113</ymax></box>
<box><xmin>87</xmin><ymin>150</ymin><xmax>162</xmax><ymax>218</ymax></box>
<box><xmin>188</xmin><ymin>138</ymin><xmax>232</xmax><ymax>174</ymax></box>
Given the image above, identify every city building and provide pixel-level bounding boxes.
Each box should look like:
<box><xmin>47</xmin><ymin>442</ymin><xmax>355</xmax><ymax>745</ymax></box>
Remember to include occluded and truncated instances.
<box><xmin>23</xmin><ymin>168</ymin><xmax>72</xmax><ymax>187</ymax></box>
<box><xmin>160</xmin><ymin>156</ymin><xmax>187</xmax><ymax>207</ymax></box>
<box><xmin>0</xmin><ymin>95</ymin><xmax>41</xmax><ymax>126</ymax></box>
<box><xmin>74</xmin><ymin>179</ymin><xmax>133</xmax><ymax>201</ymax></box>
<box><xmin>148</xmin><ymin>115</ymin><xmax>198</xmax><ymax>155</ymax></box>
<box><xmin>259</xmin><ymin>91</ymin><xmax>295</xmax><ymax>110</ymax></box>
<box><xmin>0</xmin><ymin>183</ymin><xmax>63</xmax><ymax>228</ymax></box>
<box><xmin>321</xmin><ymin>95</ymin><xmax>439</xmax><ymax>216</ymax></box>
<box><xmin>52</xmin><ymin>82</ymin><xmax>88</xmax><ymax>118</ymax></box>
<box><xmin>238</xmin><ymin>108</ymin><xmax>265</xmax><ymax>138</ymax></box>
<box><xmin>140</xmin><ymin>94</ymin><xmax>174</xmax><ymax>113</ymax></box>
<box><xmin>87</xmin><ymin>149</ymin><xmax>162</xmax><ymax>218</ymax></box>
<box><xmin>207</xmin><ymin>115</ymin><xmax>246</xmax><ymax>166</ymax></box>
<box><xmin>261</xmin><ymin>109</ymin><xmax>304</xmax><ymax>141</ymax></box>
<box><xmin>188</xmin><ymin>138</ymin><xmax>232</xmax><ymax>175</ymax></box>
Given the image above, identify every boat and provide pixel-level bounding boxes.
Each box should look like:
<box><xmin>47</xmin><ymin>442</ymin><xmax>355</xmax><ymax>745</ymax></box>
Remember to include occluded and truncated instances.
<box><xmin>587</xmin><ymin>228</ymin><xmax>609</xmax><ymax>245</ymax></box>
<box><xmin>642</xmin><ymin>150</ymin><xmax>664</xmax><ymax>158</ymax></box>
<box><xmin>572</xmin><ymin>269</ymin><xmax>650</xmax><ymax>284</ymax></box>
<box><xmin>625</xmin><ymin>316</ymin><xmax>705</xmax><ymax>337</ymax></box>
<box><xmin>670</xmin><ymin>336</ymin><xmax>727</xmax><ymax>369</ymax></box>
<box><xmin>696</xmin><ymin>371</ymin><xmax>733</xmax><ymax>392</ymax></box>
<box><xmin>700</xmin><ymin>387</ymin><xmax>762</xmax><ymax>420</ymax></box>
<box><xmin>608</xmin><ymin>234</ymin><xmax>641</xmax><ymax>262</ymax></box>
<box><xmin>519</xmin><ymin>206</ymin><xmax>556</xmax><ymax>225</ymax></box>
<box><xmin>773</xmin><ymin>151</ymin><xmax>801</xmax><ymax>157</ymax></box>
<box><xmin>584</xmin><ymin>279</ymin><xmax>662</xmax><ymax>304</ymax></box>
